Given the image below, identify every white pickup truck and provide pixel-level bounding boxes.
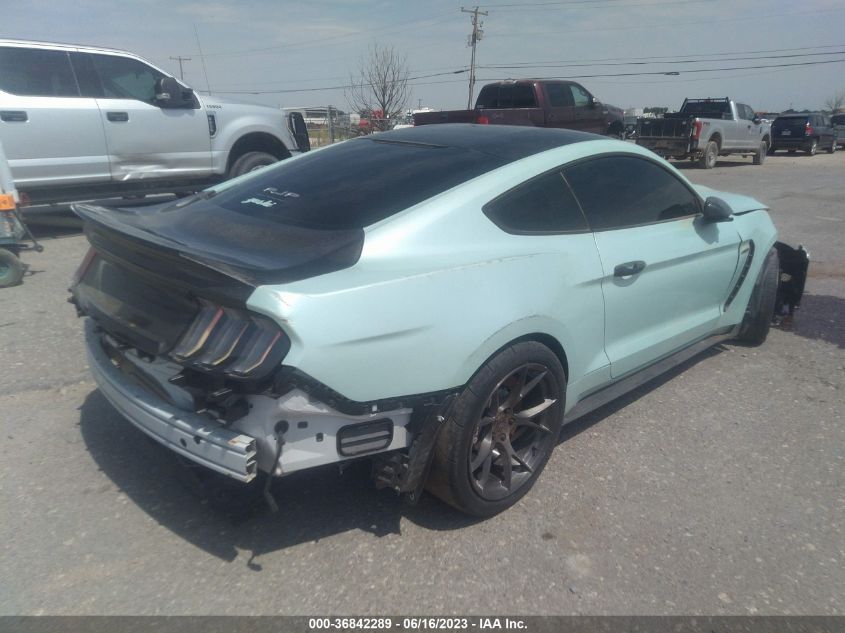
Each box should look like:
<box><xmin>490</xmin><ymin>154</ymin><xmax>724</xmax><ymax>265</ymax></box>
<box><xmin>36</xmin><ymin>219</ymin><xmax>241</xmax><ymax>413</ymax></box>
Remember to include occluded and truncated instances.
<box><xmin>636</xmin><ymin>98</ymin><xmax>771</xmax><ymax>169</ymax></box>
<box><xmin>0</xmin><ymin>39</ymin><xmax>310</xmax><ymax>205</ymax></box>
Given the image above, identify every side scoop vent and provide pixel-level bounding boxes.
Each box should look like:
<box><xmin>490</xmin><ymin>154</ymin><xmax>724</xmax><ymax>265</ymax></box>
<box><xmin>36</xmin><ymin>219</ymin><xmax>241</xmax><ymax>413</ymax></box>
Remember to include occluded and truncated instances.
<box><xmin>170</xmin><ymin>300</ymin><xmax>290</xmax><ymax>379</ymax></box>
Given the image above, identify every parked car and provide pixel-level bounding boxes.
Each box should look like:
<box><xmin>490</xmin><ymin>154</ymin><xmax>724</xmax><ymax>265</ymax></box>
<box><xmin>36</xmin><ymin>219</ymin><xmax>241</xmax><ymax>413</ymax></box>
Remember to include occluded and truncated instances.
<box><xmin>70</xmin><ymin>124</ymin><xmax>808</xmax><ymax>517</ymax></box>
<box><xmin>636</xmin><ymin>98</ymin><xmax>771</xmax><ymax>168</ymax></box>
<box><xmin>413</xmin><ymin>80</ymin><xmax>625</xmax><ymax>137</ymax></box>
<box><xmin>769</xmin><ymin>113</ymin><xmax>838</xmax><ymax>155</ymax></box>
<box><xmin>0</xmin><ymin>39</ymin><xmax>310</xmax><ymax>206</ymax></box>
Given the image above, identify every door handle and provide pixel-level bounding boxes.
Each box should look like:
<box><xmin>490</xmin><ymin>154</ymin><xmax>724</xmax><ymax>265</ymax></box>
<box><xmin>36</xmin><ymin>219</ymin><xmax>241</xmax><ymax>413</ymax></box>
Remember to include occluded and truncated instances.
<box><xmin>106</xmin><ymin>111</ymin><xmax>129</xmax><ymax>122</ymax></box>
<box><xmin>0</xmin><ymin>110</ymin><xmax>28</xmax><ymax>122</ymax></box>
<box><xmin>613</xmin><ymin>260</ymin><xmax>646</xmax><ymax>277</ymax></box>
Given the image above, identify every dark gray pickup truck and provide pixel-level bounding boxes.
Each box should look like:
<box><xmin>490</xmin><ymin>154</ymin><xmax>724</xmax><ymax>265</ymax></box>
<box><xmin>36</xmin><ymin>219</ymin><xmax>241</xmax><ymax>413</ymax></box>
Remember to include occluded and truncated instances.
<box><xmin>413</xmin><ymin>80</ymin><xmax>624</xmax><ymax>136</ymax></box>
<box><xmin>637</xmin><ymin>98</ymin><xmax>771</xmax><ymax>169</ymax></box>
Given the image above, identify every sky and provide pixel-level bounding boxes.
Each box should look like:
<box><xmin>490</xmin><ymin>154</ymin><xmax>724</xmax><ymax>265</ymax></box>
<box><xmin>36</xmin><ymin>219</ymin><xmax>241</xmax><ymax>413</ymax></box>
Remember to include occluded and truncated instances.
<box><xmin>4</xmin><ymin>0</ymin><xmax>845</xmax><ymax>114</ymax></box>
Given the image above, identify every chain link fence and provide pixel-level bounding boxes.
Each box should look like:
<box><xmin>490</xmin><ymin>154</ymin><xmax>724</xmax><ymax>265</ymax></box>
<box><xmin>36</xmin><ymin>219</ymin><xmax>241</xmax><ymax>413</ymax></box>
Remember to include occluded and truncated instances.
<box><xmin>283</xmin><ymin>107</ymin><xmax>359</xmax><ymax>147</ymax></box>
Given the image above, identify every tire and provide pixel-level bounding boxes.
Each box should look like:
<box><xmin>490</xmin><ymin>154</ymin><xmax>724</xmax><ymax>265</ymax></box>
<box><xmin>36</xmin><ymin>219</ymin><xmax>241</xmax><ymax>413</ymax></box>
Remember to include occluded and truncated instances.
<box><xmin>0</xmin><ymin>248</ymin><xmax>25</xmax><ymax>288</ymax></box>
<box><xmin>806</xmin><ymin>139</ymin><xmax>817</xmax><ymax>156</ymax></box>
<box><xmin>427</xmin><ymin>341</ymin><xmax>566</xmax><ymax>517</ymax></box>
<box><xmin>737</xmin><ymin>248</ymin><xmax>779</xmax><ymax>346</ymax></box>
<box><xmin>753</xmin><ymin>141</ymin><xmax>767</xmax><ymax>165</ymax></box>
<box><xmin>697</xmin><ymin>140</ymin><xmax>718</xmax><ymax>169</ymax></box>
<box><xmin>767</xmin><ymin>144</ymin><xmax>777</xmax><ymax>155</ymax></box>
<box><xmin>227</xmin><ymin>151</ymin><xmax>278</xmax><ymax>178</ymax></box>
<box><xmin>828</xmin><ymin>138</ymin><xmax>837</xmax><ymax>154</ymax></box>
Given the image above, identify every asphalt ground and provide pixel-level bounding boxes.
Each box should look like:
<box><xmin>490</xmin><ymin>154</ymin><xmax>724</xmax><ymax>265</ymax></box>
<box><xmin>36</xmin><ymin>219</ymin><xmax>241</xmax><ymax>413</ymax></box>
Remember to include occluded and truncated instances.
<box><xmin>0</xmin><ymin>150</ymin><xmax>842</xmax><ymax>615</ymax></box>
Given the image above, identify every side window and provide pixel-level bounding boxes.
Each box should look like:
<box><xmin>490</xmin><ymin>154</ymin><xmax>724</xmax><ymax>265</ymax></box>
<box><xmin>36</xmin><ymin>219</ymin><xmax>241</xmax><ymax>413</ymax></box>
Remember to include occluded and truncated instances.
<box><xmin>90</xmin><ymin>54</ymin><xmax>164</xmax><ymax>103</ymax></box>
<box><xmin>545</xmin><ymin>84</ymin><xmax>574</xmax><ymax>108</ymax></box>
<box><xmin>0</xmin><ymin>47</ymin><xmax>78</xmax><ymax>97</ymax></box>
<box><xmin>484</xmin><ymin>170</ymin><xmax>588</xmax><ymax>234</ymax></box>
<box><xmin>570</xmin><ymin>84</ymin><xmax>591</xmax><ymax>107</ymax></box>
<box><xmin>737</xmin><ymin>104</ymin><xmax>752</xmax><ymax>121</ymax></box>
<box><xmin>564</xmin><ymin>156</ymin><xmax>700</xmax><ymax>231</ymax></box>
<box><xmin>512</xmin><ymin>84</ymin><xmax>537</xmax><ymax>108</ymax></box>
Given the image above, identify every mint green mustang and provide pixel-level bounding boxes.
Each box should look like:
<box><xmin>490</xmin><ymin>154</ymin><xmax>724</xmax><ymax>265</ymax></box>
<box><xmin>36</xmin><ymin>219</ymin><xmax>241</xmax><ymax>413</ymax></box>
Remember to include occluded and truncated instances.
<box><xmin>71</xmin><ymin>124</ymin><xmax>807</xmax><ymax>516</ymax></box>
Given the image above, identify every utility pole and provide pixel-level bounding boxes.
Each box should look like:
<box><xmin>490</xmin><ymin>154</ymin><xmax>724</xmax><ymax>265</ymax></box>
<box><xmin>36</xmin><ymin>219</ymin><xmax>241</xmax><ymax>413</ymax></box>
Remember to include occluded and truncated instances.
<box><xmin>169</xmin><ymin>56</ymin><xmax>191</xmax><ymax>80</ymax></box>
<box><xmin>461</xmin><ymin>6</ymin><xmax>487</xmax><ymax>110</ymax></box>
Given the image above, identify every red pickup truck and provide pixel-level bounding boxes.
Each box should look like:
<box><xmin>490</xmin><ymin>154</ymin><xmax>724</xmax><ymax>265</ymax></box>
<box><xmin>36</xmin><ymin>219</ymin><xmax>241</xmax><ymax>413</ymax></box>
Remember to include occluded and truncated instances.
<box><xmin>413</xmin><ymin>79</ymin><xmax>625</xmax><ymax>136</ymax></box>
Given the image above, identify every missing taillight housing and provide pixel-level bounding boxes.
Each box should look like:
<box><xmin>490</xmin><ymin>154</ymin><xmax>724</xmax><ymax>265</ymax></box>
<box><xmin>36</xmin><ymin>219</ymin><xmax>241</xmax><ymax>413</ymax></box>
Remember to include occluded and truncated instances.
<box><xmin>169</xmin><ymin>301</ymin><xmax>290</xmax><ymax>380</ymax></box>
<box><xmin>71</xmin><ymin>247</ymin><xmax>98</xmax><ymax>289</ymax></box>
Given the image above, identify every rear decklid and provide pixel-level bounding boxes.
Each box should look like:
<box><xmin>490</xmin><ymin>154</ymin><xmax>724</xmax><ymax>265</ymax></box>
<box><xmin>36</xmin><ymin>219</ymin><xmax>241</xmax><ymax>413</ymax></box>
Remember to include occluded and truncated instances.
<box><xmin>773</xmin><ymin>115</ymin><xmax>810</xmax><ymax>137</ymax></box>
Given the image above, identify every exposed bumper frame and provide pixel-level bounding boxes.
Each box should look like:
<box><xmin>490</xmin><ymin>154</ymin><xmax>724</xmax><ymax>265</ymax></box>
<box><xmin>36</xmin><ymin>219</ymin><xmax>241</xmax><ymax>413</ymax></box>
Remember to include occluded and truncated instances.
<box><xmin>85</xmin><ymin>320</ymin><xmax>258</xmax><ymax>482</ymax></box>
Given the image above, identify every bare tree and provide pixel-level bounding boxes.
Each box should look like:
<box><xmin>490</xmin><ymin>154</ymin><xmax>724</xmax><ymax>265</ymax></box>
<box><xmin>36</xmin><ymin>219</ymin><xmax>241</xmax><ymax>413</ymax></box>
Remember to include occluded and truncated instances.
<box><xmin>824</xmin><ymin>91</ymin><xmax>845</xmax><ymax>113</ymax></box>
<box><xmin>346</xmin><ymin>44</ymin><xmax>410</xmax><ymax>132</ymax></box>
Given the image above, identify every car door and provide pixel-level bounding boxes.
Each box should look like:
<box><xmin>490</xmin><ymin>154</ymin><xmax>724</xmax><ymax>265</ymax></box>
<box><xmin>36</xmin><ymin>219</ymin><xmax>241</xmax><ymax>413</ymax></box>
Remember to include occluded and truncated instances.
<box><xmin>84</xmin><ymin>52</ymin><xmax>212</xmax><ymax>181</ymax></box>
<box><xmin>0</xmin><ymin>46</ymin><xmax>110</xmax><ymax>189</ymax></box>
<box><xmin>739</xmin><ymin>103</ymin><xmax>766</xmax><ymax>150</ymax></box>
<box><xmin>570</xmin><ymin>83</ymin><xmax>604</xmax><ymax>134</ymax></box>
<box><xmin>543</xmin><ymin>82</ymin><xmax>579</xmax><ymax>130</ymax></box>
<box><xmin>563</xmin><ymin>155</ymin><xmax>743</xmax><ymax>378</ymax></box>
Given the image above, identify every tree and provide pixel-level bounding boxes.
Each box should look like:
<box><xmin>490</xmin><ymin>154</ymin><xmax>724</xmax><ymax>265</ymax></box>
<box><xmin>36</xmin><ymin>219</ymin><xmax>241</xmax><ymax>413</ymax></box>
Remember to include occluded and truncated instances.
<box><xmin>823</xmin><ymin>91</ymin><xmax>845</xmax><ymax>113</ymax></box>
<box><xmin>346</xmin><ymin>44</ymin><xmax>410</xmax><ymax>132</ymax></box>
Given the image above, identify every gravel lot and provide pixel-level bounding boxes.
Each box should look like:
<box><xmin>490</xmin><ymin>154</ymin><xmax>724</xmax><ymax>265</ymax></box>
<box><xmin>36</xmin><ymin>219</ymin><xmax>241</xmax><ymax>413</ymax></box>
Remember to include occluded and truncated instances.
<box><xmin>1</xmin><ymin>151</ymin><xmax>842</xmax><ymax>615</ymax></box>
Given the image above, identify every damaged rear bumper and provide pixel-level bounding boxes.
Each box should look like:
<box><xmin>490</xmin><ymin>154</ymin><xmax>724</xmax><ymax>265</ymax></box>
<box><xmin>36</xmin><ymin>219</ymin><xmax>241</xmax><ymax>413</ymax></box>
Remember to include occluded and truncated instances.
<box><xmin>86</xmin><ymin>320</ymin><xmax>259</xmax><ymax>482</ymax></box>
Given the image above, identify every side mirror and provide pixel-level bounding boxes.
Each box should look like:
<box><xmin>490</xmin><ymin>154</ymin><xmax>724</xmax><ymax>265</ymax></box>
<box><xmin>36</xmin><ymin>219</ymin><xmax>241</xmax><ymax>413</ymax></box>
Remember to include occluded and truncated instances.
<box><xmin>752</xmin><ymin>117</ymin><xmax>762</xmax><ymax>124</ymax></box>
<box><xmin>589</xmin><ymin>96</ymin><xmax>598</xmax><ymax>109</ymax></box>
<box><xmin>155</xmin><ymin>77</ymin><xmax>193</xmax><ymax>108</ymax></box>
<box><xmin>702</xmin><ymin>196</ymin><xmax>733</xmax><ymax>223</ymax></box>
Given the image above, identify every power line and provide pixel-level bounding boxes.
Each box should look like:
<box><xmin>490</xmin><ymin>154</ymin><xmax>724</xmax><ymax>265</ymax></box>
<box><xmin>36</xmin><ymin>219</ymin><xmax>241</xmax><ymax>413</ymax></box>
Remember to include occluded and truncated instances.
<box><xmin>487</xmin><ymin>6</ymin><xmax>845</xmax><ymax>37</ymax></box>
<box><xmin>169</xmin><ymin>55</ymin><xmax>191</xmax><ymax>80</ymax></box>
<box><xmin>211</xmin><ymin>57</ymin><xmax>845</xmax><ymax>95</ymax></box>
<box><xmin>479</xmin><ymin>49</ymin><xmax>845</xmax><ymax>70</ymax></box>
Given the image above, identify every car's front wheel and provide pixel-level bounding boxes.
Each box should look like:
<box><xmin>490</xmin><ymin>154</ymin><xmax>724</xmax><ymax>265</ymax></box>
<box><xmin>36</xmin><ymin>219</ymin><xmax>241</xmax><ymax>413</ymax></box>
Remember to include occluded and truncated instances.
<box><xmin>427</xmin><ymin>341</ymin><xmax>566</xmax><ymax>517</ymax></box>
<box><xmin>737</xmin><ymin>248</ymin><xmax>779</xmax><ymax>345</ymax></box>
<box><xmin>753</xmin><ymin>141</ymin><xmax>767</xmax><ymax>165</ymax></box>
<box><xmin>806</xmin><ymin>139</ymin><xmax>818</xmax><ymax>156</ymax></box>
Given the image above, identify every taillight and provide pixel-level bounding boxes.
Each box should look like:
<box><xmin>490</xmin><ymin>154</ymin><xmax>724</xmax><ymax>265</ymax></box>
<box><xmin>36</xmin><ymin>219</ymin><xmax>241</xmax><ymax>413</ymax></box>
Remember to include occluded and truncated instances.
<box><xmin>170</xmin><ymin>300</ymin><xmax>290</xmax><ymax>379</ymax></box>
<box><xmin>691</xmin><ymin>120</ymin><xmax>703</xmax><ymax>140</ymax></box>
<box><xmin>476</xmin><ymin>115</ymin><xmax>489</xmax><ymax>125</ymax></box>
<box><xmin>805</xmin><ymin>122</ymin><xmax>813</xmax><ymax>136</ymax></box>
<box><xmin>71</xmin><ymin>247</ymin><xmax>97</xmax><ymax>289</ymax></box>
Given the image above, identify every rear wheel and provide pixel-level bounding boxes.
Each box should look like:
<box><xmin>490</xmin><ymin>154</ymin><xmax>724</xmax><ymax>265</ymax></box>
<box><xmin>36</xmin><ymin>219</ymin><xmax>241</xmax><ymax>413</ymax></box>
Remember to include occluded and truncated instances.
<box><xmin>806</xmin><ymin>139</ymin><xmax>818</xmax><ymax>156</ymax></box>
<box><xmin>0</xmin><ymin>248</ymin><xmax>25</xmax><ymax>288</ymax></box>
<box><xmin>697</xmin><ymin>140</ymin><xmax>718</xmax><ymax>169</ymax></box>
<box><xmin>828</xmin><ymin>138</ymin><xmax>837</xmax><ymax>154</ymax></box>
<box><xmin>753</xmin><ymin>141</ymin><xmax>767</xmax><ymax>165</ymax></box>
<box><xmin>737</xmin><ymin>248</ymin><xmax>779</xmax><ymax>346</ymax></box>
<box><xmin>227</xmin><ymin>151</ymin><xmax>278</xmax><ymax>178</ymax></box>
<box><xmin>427</xmin><ymin>341</ymin><xmax>566</xmax><ymax>517</ymax></box>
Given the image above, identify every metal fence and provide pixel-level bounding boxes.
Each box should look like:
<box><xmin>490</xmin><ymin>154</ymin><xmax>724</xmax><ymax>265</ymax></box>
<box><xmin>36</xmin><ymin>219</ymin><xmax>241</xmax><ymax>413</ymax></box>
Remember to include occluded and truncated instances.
<box><xmin>283</xmin><ymin>106</ymin><xmax>358</xmax><ymax>147</ymax></box>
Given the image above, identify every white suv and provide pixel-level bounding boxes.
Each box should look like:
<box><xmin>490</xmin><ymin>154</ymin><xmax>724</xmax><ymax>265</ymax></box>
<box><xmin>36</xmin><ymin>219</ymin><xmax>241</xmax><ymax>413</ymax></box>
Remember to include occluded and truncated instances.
<box><xmin>0</xmin><ymin>39</ymin><xmax>310</xmax><ymax>205</ymax></box>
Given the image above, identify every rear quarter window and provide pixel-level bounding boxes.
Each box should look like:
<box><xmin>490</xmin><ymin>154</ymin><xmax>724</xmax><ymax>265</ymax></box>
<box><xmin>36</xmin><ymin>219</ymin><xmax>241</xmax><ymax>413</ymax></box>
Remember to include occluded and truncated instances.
<box><xmin>484</xmin><ymin>170</ymin><xmax>588</xmax><ymax>234</ymax></box>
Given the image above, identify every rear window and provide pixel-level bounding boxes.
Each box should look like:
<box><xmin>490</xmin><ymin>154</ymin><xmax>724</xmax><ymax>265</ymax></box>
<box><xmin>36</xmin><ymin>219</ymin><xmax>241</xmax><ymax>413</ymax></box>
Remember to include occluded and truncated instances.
<box><xmin>832</xmin><ymin>114</ymin><xmax>845</xmax><ymax>125</ymax></box>
<box><xmin>476</xmin><ymin>84</ymin><xmax>538</xmax><ymax>109</ymax></box>
<box><xmin>679</xmin><ymin>100</ymin><xmax>730</xmax><ymax>118</ymax></box>
<box><xmin>212</xmin><ymin>137</ymin><xmax>508</xmax><ymax>230</ymax></box>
